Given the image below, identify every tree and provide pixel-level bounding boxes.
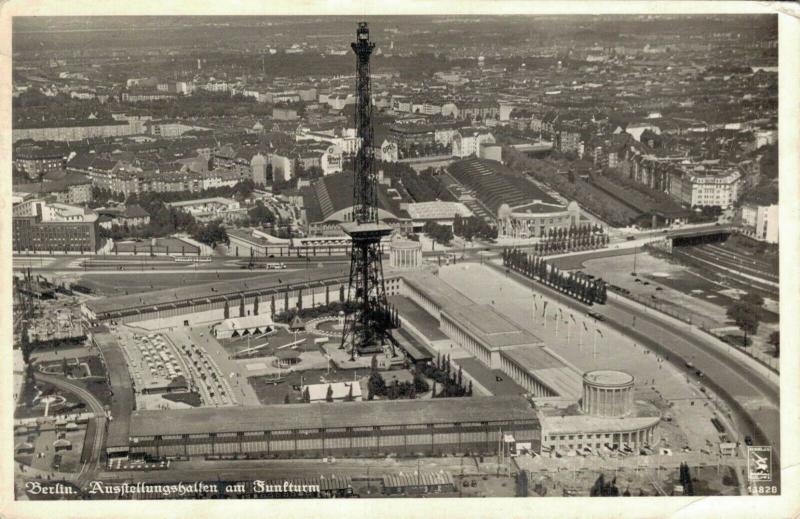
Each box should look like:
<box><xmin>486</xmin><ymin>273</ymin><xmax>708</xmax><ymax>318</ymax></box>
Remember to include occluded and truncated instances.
<box><xmin>590</xmin><ymin>474</ymin><xmax>619</xmax><ymax>497</ymax></box>
<box><xmin>326</xmin><ymin>384</ymin><xmax>334</xmax><ymax>402</ymax></box>
<box><xmin>516</xmin><ymin>471</ymin><xmax>529</xmax><ymax>497</ymax></box>
<box><xmin>284</xmin><ymin>394</ymin><xmax>290</xmax><ymax>404</ymax></box>
<box><xmin>253</xmin><ymin>296</ymin><xmax>259</xmax><ymax>316</ymax></box>
<box><xmin>302</xmin><ymin>387</ymin><xmax>310</xmax><ymax>403</ymax></box>
<box><xmin>19</xmin><ymin>321</ymin><xmax>33</xmax><ymax>366</ymax></box>
<box><xmin>223</xmin><ymin>300</ymin><xmax>230</xmax><ymax>319</ymax></box>
<box><xmin>769</xmin><ymin>331</ymin><xmax>779</xmax><ymax>357</ymax></box>
<box><xmin>345</xmin><ymin>384</ymin><xmax>354</xmax><ymax>402</ymax></box>
<box><xmin>726</xmin><ymin>301</ymin><xmax>760</xmax><ymax>347</ymax></box>
<box><xmin>368</xmin><ymin>371</ymin><xmax>386</xmax><ymax>399</ymax></box>
<box><xmin>431</xmin><ymin>380</ymin><xmax>438</xmax><ymax>398</ymax></box>
<box><xmin>741</xmin><ymin>292</ymin><xmax>764</xmax><ymax>308</ymax></box>
<box><xmin>339</xmin><ymin>285</ymin><xmax>345</xmax><ymax>302</ymax></box>
<box><xmin>240</xmin><ymin>296</ymin><xmax>246</xmax><ymax>317</ymax></box>
<box><xmin>270</xmin><ymin>295</ymin><xmax>276</xmax><ymax>318</ymax></box>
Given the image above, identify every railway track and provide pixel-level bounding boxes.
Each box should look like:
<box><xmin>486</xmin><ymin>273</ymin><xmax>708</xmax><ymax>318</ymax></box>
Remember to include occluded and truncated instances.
<box><xmin>34</xmin><ymin>372</ymin><xmax>107</xmax><ymax>488</ymax></box>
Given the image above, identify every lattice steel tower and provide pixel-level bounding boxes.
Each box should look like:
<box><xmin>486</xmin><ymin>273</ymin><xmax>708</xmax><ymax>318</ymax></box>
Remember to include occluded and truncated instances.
<box><xmin>340</xmin><ymin>22</ymin><xmax>394</xmax><ymax>358</ymax></box>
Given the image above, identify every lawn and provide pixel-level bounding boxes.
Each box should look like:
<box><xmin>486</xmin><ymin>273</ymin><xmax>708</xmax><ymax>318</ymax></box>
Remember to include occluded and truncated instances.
<box><xmin>219</xmin><ymin>329</ymin><xmax>327</xmax><ymax>358</ymax></box>
<box><xmin>247</xmin><ymin>366</ymin><xmax>419</xmax><ymax>405</ymax></box>
<box><xmin>14</xmin><ymin>380</ymin><xmax>88</xmax><ymax>419</ymax></box>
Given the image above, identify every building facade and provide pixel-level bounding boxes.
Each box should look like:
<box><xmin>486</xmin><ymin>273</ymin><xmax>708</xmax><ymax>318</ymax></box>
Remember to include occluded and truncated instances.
<box><xmin>497</xmin><ymin>201</ymin><xmax>581</xmax><ymax>239</ymax></box>
<box><xmin>121</xmin><ymin>396</ymin><xmax>540</xmax><ymax>460</ymax></box>
<box><xmin>581</xmin><ymin>370</ymin><xmax>635</xmax><ymax>417</ymax></box>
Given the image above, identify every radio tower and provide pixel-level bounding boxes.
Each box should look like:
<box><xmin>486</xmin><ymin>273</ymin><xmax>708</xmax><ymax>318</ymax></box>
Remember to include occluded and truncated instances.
<box><xmin>340</xmin><ymin>22</ymin><xmax>394</xmax><ymax>359</ymax></box>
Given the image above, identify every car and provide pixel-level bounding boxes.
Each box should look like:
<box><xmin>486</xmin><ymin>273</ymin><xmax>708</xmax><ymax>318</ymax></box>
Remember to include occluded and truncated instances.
<box><xmin>634</xmin><ymin>278</ymin><xmax>641</xmax><ymax>283</ymax></box>
<box><xmin>626</xmin><ymin>236</ymin><xmax>636</xmax><ymax>241</ymax></box>
<box><xmin>643</xmin><ymin>281</ymin><xmax>650</xmax><ymax>286</ymax></box>
<box><xmin>695</xmin><ymin>370</ymin><xmax>704</xmax><ymax>378</ymax></box>
<box><xmin>655</xmin><ymin>287</ymin><xmax>663</xmax><ymax>291</ymax></box>
<box><xmin>744</xmin><ymin>435</ymin><xmax>753</xmax><ymax>446</ymax></box>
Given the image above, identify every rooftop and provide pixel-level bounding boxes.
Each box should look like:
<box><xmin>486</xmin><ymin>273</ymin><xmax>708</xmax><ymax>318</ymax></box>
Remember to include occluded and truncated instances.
<box><xmin>583</xmin><ymin>370</ymin><xmax>634</xmax><ymax>387</ymax></box>
<box><xmin>503</xmin><ymin>346</ymin><xmax>584</xmax><ymax>401</ymax></box>
<box><xmin>128</xmin><ymin>395</ymin><xmax>537</xmax><ymax>437</ymax></box>
<box><xmin>165</xmin><ymin>197</ymin><xmax>238</xmax><ymax>208</ymax></box>
<box><xmin>443</xmin><ymin>305</ymin><xmax>543</xmax><ymax>349</ymax></box>
<box><xmin>453</xmin><ymin>358</ymin><xmax>527</xmax><ymax>397</ymax></box>
<box><xmin>448</xmin><ymin>157</ymin><xmax>559</xmax><ymax>215</ymax></box>
<box><xmin>405</xmin><ymin>201</ymin><xmax>473</xmax><ymax>221</ymax></box>
<box><xmin>84</xmin><ymin>272</ymin><xmax>348</xmax><ymax>317</ymax></box>
<box><xmin>539</xmin><ymin>414</ymin><xmax>660</xmax><ymax>435</ymax></box>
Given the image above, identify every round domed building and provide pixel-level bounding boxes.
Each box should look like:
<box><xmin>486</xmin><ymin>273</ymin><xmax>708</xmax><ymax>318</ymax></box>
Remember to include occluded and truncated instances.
<box><xmin>581</xmin><ymin>370</ymin><xmax>634</xmax><ymax>417</ymax></box>
<box><xmin>388</xmin><ymin>237</ymin><xmax>422</xmax><ymax>270</ymax></box>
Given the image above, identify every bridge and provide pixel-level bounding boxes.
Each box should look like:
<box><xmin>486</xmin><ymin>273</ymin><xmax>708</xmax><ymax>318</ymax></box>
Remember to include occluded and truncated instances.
<box><xmin>664</xmin><ymin>225</ymin><xmax>734</xmax><ymax>248</ymax></box>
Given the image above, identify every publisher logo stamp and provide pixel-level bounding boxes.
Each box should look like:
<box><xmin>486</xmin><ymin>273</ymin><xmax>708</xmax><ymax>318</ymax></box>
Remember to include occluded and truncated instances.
<box><xmin>747</xmin><ymin>446</ymin><xmax>772</xmax><ymax>481</ymax></box>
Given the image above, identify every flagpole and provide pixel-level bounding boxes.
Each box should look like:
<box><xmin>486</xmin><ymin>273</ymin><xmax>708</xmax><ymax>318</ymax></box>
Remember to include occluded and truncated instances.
<box><xmin>555</xmin><ymin>313</ymin><xmax>559</xmax><ymax>336</ymax></box>
<box><xmin>543</xmin><ymin>307</ymin><xmax>547</xmax><ymax>330</ymax></box>
<box><xmin>566</xmin><ymin>321</ymin><xmax>570</xmax><ymax>345</ymax></box>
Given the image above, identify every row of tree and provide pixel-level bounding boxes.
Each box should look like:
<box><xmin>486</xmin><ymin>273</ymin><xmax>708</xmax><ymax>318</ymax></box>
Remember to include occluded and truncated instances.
<box><xmin>366</xmin><ymin>356</ymin><xmax>431</xmax><ymax>401</ymax></box>
<box><xmin>452</xmin><ymin>214</ymin><xmax>498</xmax><ymax>241</ymax></box>
<box><xmin>533</xmin><ymin>232</ymin><xmax>609</xmax><ymax>255</ymax></box>
<box><xmin>422</xmin><ymin>353</ymin><xmax>472</xmax><ymax>398</ymax></box>
<box><xmin>503</xmin><ymin>248</ymin><xmax>608</xmax><ymax>305</ymax></box>
<box><xmin>94</xmin><ymin>181</ymin><xmax>256</xmax><ymax>245</ymax></box>
<box><xmin>423</xmin><ymin>221</ymin><xmax>454</xmax><ymax>246</ymax></box>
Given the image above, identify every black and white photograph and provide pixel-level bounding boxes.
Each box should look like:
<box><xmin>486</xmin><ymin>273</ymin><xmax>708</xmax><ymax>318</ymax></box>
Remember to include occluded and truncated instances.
<box><xmin>2</xmin><ymin>1</ymin><xmax>798</xmax><ymax>517</ymax></box>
